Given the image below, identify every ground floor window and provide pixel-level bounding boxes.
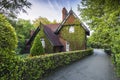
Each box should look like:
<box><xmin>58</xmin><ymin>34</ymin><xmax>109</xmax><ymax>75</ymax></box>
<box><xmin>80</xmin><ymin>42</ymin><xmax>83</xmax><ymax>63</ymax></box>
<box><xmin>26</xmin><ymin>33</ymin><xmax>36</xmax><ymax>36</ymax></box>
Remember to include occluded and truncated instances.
<box><xmin>40</xmin><ymin>38</ymin><xmax>45</xmax><ymax>48</ymax></box>
<box><xmin>66</xmin><ymin>41</ymin><xmax>70</xmax><ymax>51</ymax></box>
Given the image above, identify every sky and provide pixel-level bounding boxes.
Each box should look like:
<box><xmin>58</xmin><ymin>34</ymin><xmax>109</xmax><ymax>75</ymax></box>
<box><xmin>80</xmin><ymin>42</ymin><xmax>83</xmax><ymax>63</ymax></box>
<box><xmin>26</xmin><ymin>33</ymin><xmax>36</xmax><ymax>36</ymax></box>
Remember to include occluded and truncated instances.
<box><xmin>18</xmin><ymin>0</ymin><xmax>81</xmax><ymax>22</ymax></box>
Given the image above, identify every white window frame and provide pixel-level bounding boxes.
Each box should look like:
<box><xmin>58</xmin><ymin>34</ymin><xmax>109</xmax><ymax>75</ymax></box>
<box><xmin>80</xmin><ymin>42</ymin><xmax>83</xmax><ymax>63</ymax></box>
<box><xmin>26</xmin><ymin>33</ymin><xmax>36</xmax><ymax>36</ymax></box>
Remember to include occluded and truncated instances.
<box><xmin>40</xmin><ymin>38</ymin><xmax>45</xmax><ymax>48</ymax></box>
<box><xmin>66</xmin><ymin>41</ymin><xmax>70</xmax><ymax>51</ymax></box>
<box><xmin>69</xmin><ymin>26</ymin><xmax>74</xmax><ymax>33</ymax></box>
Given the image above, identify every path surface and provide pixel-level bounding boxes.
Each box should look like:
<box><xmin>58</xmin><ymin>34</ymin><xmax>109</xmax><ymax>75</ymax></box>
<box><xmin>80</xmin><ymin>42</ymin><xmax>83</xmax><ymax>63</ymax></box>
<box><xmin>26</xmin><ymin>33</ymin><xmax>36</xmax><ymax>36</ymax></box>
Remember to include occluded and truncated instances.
<box><xmin>44</xmin><ymin>49</ymin><xmax>118</xmax><ymax>80</ymax></box>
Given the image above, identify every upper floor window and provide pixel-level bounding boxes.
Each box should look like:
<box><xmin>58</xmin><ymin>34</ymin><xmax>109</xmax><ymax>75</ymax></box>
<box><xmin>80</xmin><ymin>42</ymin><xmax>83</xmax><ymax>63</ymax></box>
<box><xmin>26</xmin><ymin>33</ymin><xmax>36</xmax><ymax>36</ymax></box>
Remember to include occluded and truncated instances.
<box><xmin>40</xmin><ymin>38</ymin><xmax>45</xmax><ymax>48</ymax></box>
<box><xmin>69</xmin><ymin>26</ymin><xmax>74</xmax><ymax>33</ymax></box>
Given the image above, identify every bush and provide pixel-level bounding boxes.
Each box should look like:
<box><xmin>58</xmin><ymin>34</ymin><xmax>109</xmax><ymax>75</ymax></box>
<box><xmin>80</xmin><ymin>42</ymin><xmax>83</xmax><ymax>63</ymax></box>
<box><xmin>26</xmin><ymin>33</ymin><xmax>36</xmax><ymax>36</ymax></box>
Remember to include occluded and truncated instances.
<box><xmin>114</xmin><ymin>54</ymin><xmax>120</xmax><ymax>77</ymax></box>
<box><xmin>0</xmin><ymin>49</ymin><xmax>93</xmax><ymax>80</ymax></box>
<box><xmin>0</xmin><ymin>14</ymin><xmax>17</xmax><ymax>54</ymax></box>
<box><xmin>0</xmin><ymin>49</ymin><xmax>24</xmax><ymax>80</ymax></box>
<box><xmin>30</xmin><ymin>32</ymin><xmax>45</xmax><ymax>56</ymax></box>
<box><xmin>22</xmin><ymin>49</ymin><xmax>93</xmax><ymax>79</ymax></box>
<box><xmin>89</xmin><ymin>42</ymin><xmax>110</xmax><ymax>49</ymax></box>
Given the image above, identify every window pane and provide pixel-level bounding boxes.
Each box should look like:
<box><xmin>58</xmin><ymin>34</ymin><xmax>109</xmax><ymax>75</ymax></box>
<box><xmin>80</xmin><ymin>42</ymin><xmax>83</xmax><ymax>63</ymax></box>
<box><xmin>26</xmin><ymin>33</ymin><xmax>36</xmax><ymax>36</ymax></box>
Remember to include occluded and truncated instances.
<box><xmin>69</xmin><ymin>26</ymin><xmax>74</xmax><ymax>33</ymax></box>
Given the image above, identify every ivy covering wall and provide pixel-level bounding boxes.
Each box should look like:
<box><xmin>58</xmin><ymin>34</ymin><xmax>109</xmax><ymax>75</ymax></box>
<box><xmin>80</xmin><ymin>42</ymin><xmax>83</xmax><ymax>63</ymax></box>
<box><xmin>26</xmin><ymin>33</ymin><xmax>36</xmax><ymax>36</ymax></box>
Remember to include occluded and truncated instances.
<box><xmin>44</xmin><ymin>34</ymin><xmax>54</xmax><ymax>53</ymax></box>
<box><xmin>32</xmin><ymin>26</ymin><xmax>53</xmax><ymax>53</ymax></box>
<box><xmin>60</xmin><ymin>14</ymin><xmax>86</xmax><ymax>51</ymax></box>
<box><xmin>60</xmin><ymin>25</ymin><xmax>86</xmax><ymax>51</ymax></box>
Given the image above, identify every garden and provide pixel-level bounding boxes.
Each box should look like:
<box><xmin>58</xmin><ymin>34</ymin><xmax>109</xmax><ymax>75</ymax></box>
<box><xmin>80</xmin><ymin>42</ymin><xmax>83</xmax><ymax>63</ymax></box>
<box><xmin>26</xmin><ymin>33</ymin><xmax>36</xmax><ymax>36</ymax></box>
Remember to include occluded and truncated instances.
<box><xmin>1</xmin><ymin>0</ymin><xmax>120</xmax><ymax>79</ymax></box>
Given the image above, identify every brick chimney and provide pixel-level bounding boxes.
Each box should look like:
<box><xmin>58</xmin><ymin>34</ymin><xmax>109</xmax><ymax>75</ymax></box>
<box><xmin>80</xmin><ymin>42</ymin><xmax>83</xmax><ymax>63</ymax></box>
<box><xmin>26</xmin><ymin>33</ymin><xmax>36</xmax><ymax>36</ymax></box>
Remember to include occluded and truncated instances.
<box><xmin>62</xmin><ymin>7</ymin><xmax>68</xmax><ymax>20</ymax></box>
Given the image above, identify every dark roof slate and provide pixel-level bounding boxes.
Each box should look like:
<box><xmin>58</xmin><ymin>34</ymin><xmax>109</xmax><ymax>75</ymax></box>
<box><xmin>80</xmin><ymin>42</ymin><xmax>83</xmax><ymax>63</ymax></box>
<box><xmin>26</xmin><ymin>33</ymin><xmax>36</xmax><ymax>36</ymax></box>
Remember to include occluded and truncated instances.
<box><xmin>44</xmin><ymin>24</ymin><xmax>63</xmax><ymax>46</ymax></box>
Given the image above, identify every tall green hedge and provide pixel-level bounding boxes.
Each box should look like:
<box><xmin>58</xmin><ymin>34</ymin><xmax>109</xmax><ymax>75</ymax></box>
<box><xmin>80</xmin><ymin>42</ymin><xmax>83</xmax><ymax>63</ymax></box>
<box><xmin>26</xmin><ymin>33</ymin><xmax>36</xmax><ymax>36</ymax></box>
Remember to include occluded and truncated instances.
<box><xmin>0</xmin><ymin>49</ymin><xmax>93</xmax><ymax>80</ymax></box>
<box><xmin>114</xmin><ymin>54</ymin><xmax>120</xmax><ymax>77</ymax></box>
<box><xmin>0</xmin><ymin>14</ymin><xmax>17</xmax><ymax>54</ymax></box>
<box><xmin>0</xmin><ymin>14</ymin><xmax>19</xmax><ymax>80</ymax></box>
<box><xmin>30</xmin><ymin>32</ymin><xmax>45</xmax><ymax>56</ymax></box>
<box><xmin>23</xmin><ymin>49</ymin><xmax>93</xmax><ymax>79</ymax></box>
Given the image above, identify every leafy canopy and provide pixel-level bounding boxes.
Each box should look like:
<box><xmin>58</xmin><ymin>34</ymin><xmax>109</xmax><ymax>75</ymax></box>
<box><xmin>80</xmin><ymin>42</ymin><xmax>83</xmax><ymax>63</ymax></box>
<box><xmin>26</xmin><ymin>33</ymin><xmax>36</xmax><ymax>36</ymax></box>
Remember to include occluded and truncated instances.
<box><xmin>33</xmin><ymin>16</ymin><xmax>58</xmax><ymax>27</ymax></box>
<box><xmin>0</xmin><ymin>0</ymin><xmax>31</xmax><ymax>17</ymax></box>
<box><xmin>78</xmin><ymin>0</ymin><xmax>120</xmax><ymax>53</ymax></box>
<box><xmin>8</xmin><ymin>18</ymin><xmax>34</xmax><ymax>54</ymax></box>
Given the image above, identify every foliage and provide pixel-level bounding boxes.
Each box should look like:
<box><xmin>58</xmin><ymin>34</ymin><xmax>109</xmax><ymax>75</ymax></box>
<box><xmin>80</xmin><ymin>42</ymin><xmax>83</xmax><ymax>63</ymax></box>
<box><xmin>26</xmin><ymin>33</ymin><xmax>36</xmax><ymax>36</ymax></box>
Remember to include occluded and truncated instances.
<box><xmin>60</xmin><ymin>15</ymin><xmax>86</xmax><ymax>50</ymax></box>
<box><xmin>0</xmin><ymin>49</ymin><xmax>93</xmax><ymax>80</ymax></box>
<box><xmin>30</xmin><ymin>32</ymin><xmax>45</xmax><ymax>56</ymax></box>
<box><xmin>115</xmin><ymin>54</ymin><xmax>120</xmax><ymax>77</ymax></box>
<box><xmin>0</xmin><ymin>49</ymin><xmax>24</xmax><ymax>80</ymax></box>
<box><xmin>0</xmin><ymin>14</ymin><xmax>17</xmax><ymax>53</ymax></box>
<box><xmin>8</xmin><ymin>18</ymin><xmax>34</xmax><ymax>54</ymax></box>
<box><xmin>87</xmin><ymin>37</ymin><xmax>110</xmax><ymax>49</ymax></box>
<box><xmin>61</xmin><ymin>25</ymin><xmax>86</xmax><ymax>50</ymax></box>
<box><xmin>9</xmin><ymin>18</ymin><xmax>35</xmax><ymax>39</ymax></box>
<box><xmin>33</xmin><ymin>16</ymin><xmax>58</xmax><ymax>27</ymax></box>
<box><xmin>78</xmin><ymin>0</ymin><xmax>120</xmax><ymax>76</ymax></box>
<box><xmin>0</xmin><ymin>0</ymin><xmax>31</xmax><ymax>18</ymax></box>
<box><xmin>33</xmin><ymin>16</ymin><xmax>51</xmax><ymax>27</ymax></box>
<box><xmin>0</xmin><ymin>14</ymin><xmax>22</xmax><ymax>80</ymax></box>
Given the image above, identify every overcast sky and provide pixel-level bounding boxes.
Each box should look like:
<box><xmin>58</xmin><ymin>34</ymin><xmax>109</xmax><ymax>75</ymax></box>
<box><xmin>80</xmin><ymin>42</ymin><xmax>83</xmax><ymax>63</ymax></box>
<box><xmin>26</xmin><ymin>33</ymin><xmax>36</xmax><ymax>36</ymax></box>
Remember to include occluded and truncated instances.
<box><xmin>18</xmin><ymin>0</ymin><xmax>81</xmax><ymax>22</ymax></box>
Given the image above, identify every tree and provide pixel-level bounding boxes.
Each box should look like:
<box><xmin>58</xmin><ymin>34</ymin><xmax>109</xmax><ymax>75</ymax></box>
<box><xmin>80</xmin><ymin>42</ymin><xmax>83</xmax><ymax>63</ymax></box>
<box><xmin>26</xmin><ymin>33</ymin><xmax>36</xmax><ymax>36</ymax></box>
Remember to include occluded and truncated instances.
<box><xmin>52</xmin><ymin>19</ymin><xmax>58</xmax><ymax>24</ymax></box>
<box><xmin>78</xmin><ymin>0</ymin><xmax>120</xmax><ymax>49</ymax></box>
<box><xmin>0</xmin><ymin>14</ymin><xmax>17</xmax><ymax>54</ymax></box>
<box><xmin>33</xmin><ymin>16</ymin><xmax>51</xmax><ymax>27</ymax></box>
<box><xmin>8</xmin><ymin>18</ymin><xmax>34</xmax><ymax>53</ymax></box>
<box><xmin>0</xmin><ymin>0</ymin><xmax>31</xmax><ymax>17</ymax></box>
<box><xmin>30</xmin><ymin>32</ymin><xmax>45</xmax><ymax>56</ymax></box>
<box><xmin>78</xmin><ymin>0</ymin><xmax>120</xmax><ymax>74</ymax></box>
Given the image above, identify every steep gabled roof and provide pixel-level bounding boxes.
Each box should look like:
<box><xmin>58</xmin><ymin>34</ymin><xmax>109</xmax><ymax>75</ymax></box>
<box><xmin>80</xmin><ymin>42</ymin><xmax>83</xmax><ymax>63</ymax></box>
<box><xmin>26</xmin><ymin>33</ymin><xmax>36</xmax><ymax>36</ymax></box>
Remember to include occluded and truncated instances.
<box><xmin>26</xmin><ymin>23</ymin><xmax>64</xmax><ymax>47</ymax></box>
<box><xmin>26</xmin><ymin>24</ymin><xmax>41</xmax><ymax>45</ymax></box>
<box><xmin>44</xmin><ymin>24</ymin><xmax>63</xmax><ymax>46</ymax></box>
<box><xmin>54</xmin><ymin>9</ymin><xmax>90</xmax><ymax>35</ymax></box>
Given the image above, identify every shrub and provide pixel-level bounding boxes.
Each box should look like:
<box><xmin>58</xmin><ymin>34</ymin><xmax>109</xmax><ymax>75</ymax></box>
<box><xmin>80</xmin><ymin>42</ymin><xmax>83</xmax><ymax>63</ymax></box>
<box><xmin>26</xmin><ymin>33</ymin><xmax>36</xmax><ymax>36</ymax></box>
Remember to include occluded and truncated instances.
<box><xmin>0</xmin><ymin>14</ymin><xmax>19</xmax><ymax>80</ymax></box>
<box><xmin>114</xmin><ymin>54</ymin><xmax>120</xmax><ymax>77</ymax></box>
<box><xmin>0</xmin><ymin>49</ymin><xmax>24</xmax><ymax>80</ymax></box>
<box><xmin>22</xmin><ymin>49</ymin><xmax>93</xmax><ymax>79</ymax></box>
<box><xmin>0</xmin><ymin>49</ymin><xmax>93</xmax><ymax>80</ymax></box>
<box><xmin>0</xmin><ymin>14</ymin><xmax>17</xmax><ymax>54</ymax></box>
<box><xmin>30</xmin><ymin>32</ymin><xmax>45</xmax><ymax>56</ymax></box>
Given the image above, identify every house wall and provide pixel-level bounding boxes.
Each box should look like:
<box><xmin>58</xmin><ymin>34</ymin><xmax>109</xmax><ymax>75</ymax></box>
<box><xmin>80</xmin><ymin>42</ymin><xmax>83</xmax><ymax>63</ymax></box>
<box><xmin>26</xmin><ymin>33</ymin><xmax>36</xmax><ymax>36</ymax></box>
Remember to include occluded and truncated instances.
<box><xmin>44</xmin><ymin>34</ymin><xmax>54</xmax><ymax>53</ymax></box>
<box><xmin>39</xmin><ymin>27</ymin><xmax>54</xmax><ymax>53</ymax></box>
<box><xmin>59</xmin><ymin>14</ymin><xmax>86</xmax><ymax>51</ymax></box>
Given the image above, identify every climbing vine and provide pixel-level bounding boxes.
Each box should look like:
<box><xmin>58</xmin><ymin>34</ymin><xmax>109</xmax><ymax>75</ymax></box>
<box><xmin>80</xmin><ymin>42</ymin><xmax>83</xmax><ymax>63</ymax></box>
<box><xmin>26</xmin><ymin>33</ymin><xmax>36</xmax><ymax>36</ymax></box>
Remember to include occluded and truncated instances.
<box><xmin>60</xmin><ymin>25</ymin><xmax>86</xmax><ymax>51</ymax></box>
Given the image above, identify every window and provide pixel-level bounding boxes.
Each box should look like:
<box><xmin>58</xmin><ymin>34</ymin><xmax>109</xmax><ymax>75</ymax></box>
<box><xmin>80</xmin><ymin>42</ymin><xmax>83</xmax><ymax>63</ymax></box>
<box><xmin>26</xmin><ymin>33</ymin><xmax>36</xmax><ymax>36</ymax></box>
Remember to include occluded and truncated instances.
<box><xmin>69</xmin><ymin>26</ymin><xmax>74</xmax><ymax>33</ymax></box>
<box><xmin>40</xmin><ymin>38</ymin><xmax>45</xmax><ymax>48</ymax></box>
<box><xmin>66</xmin><ymin>41</ymin><xmax>70</xmax><ymax>51</ymax></box>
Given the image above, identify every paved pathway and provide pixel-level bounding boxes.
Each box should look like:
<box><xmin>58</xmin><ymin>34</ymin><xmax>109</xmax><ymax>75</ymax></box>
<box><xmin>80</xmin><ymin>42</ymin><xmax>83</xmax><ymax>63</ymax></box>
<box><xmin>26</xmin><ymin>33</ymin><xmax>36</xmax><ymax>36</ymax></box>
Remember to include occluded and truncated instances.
<box><xmin>44</xmin><ymin>49</ymin><xmax>118</xmax><ymax>80</ymax></box>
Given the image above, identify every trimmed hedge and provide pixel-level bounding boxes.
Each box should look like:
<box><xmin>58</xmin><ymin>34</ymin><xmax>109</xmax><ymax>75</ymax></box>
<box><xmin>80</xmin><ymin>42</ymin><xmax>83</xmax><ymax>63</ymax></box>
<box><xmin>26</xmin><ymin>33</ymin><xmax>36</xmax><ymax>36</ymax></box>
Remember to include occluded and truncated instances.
<box><xmin>0</xmin><ymin>14</ymin><xmax>17</xmax><ymax>54</ymax></box>
<box><xmin>30</xmin><ymin>32</ymin><xmax>45</xmax><ymax>56</ymax></box>
<box><xmin>0</xmin><ymin>49</ymin><xmax>23</xmax><ymax>80</ymax></box>
<box><xmin>0</xmin><ymin>49</ymin><xmax>93</xmax><ymax>80</ymax></box>
<box><xmin>114</xmin><ymin>54</ymin><xmax>120</xmax><ymax>77</ymax></box>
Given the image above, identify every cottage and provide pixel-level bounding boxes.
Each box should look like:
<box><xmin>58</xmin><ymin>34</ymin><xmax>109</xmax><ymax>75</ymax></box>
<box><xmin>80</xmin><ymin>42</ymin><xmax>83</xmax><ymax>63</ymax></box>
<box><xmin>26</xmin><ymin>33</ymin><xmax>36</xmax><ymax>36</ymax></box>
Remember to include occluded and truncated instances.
<box><xmin>25</xmin><ymin>7</ymin><xmax>90</xmax><ymax>53</ymax></box>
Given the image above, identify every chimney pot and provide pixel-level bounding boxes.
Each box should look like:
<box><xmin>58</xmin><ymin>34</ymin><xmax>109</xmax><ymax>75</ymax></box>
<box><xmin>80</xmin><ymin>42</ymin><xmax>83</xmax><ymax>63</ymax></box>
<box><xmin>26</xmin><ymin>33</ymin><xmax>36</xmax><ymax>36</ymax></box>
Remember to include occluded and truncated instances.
<box><xmin>62</xmin><ymin>7</ymin><xmax>68</xmax><ymax>20</ymax></box>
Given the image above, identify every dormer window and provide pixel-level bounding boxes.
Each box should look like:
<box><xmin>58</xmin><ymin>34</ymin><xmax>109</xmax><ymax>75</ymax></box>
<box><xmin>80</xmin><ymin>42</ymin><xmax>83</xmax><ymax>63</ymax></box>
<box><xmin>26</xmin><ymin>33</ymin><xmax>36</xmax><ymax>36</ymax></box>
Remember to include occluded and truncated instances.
<box><xmin>69</xmin><ymin>26</ymin><xmax>74</xmax><ymax>33</ymax></box>
<box><xmin>40</xmin><ymin>38</ymin><xmax>45</xmax><ymax>48</ymax></box>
